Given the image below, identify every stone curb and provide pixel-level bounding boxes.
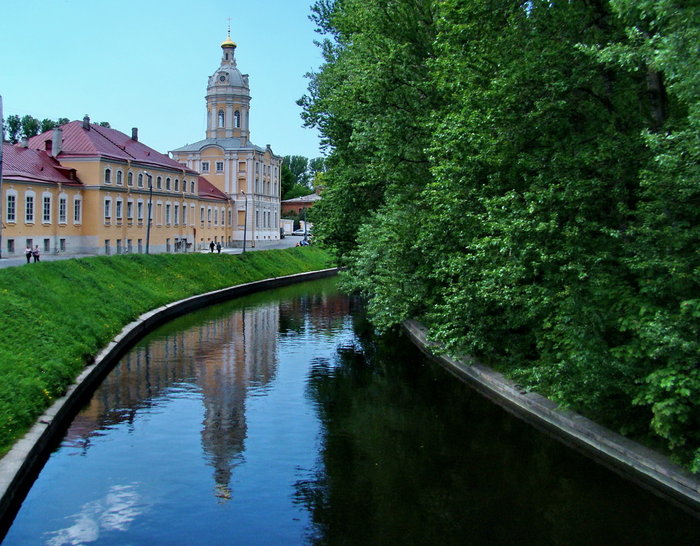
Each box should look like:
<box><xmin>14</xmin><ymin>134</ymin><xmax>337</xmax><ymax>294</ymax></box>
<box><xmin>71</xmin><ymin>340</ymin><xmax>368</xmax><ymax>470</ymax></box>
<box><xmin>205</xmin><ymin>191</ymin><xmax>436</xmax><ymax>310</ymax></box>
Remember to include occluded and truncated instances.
<box><xmin>402</xmin><ymin>319</ymin><xmax>700</xmax><ymax>518</ymax></box>
<box><xmin>0</xmin><ymin>267</ymin><xmax>339</xmax><ymax>534</ymax></box>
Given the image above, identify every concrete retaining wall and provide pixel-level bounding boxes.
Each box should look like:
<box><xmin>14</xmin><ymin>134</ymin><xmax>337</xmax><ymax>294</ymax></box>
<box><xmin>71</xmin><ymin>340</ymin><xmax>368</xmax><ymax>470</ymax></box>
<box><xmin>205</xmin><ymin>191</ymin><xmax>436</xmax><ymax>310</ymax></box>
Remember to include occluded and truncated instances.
<box><xmin>0</xmin><ymin>267</ymin><xmax>338</xmax><ymax>535</ymax></box>
<box><xmin>402</xmin><ymin>319</ymin><xmax>700</xmax><ymax>518</ymax></box>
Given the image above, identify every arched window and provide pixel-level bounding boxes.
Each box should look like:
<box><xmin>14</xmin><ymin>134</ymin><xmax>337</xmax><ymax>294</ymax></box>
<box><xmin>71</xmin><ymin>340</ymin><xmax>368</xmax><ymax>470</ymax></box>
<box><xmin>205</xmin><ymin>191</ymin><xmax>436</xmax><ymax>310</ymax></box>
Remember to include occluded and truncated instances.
<box><xmin>234</xmin><ymin>110</ymin><xmax>240</xmax><ymax>128</ymax></box>
<box><xmin>218</xmin><ymin>110</ymin><xmax>225</xmax><ymax>128</ymax></box>
<box><xmin>104</xmin><ymin>168</ymin><xmax>111</xmax><ymax>184</ymax></box>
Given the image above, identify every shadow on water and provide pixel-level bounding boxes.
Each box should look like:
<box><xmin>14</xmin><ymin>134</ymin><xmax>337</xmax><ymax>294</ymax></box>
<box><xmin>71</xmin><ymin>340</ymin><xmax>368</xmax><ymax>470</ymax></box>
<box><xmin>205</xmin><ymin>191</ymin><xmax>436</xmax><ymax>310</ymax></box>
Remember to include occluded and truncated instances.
<box><xmin>296</xmin><ymin>306</ymin><xmax>700</xmax><ymax>546</ymax></box>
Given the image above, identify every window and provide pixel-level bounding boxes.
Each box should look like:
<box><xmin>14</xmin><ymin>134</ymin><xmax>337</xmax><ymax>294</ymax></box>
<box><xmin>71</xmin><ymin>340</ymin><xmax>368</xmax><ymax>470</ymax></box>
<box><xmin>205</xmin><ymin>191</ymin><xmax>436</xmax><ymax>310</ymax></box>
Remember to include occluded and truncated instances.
<box><xmin>104</xmin><ymin>198</ymin><xmax>112</xmax><ymax>220</ymax></box>
<box><xmin>60</xmin><ymin>238</ymin><xmax>66</xmax><ymax>252</ymax></box>
<box><xmin>104</xmin><ymin>168</ymin><xmax>112</xmax><ymax>184</ymax></box>
<box><xmin>138</xmin><ymin>173</ymin><xmax>144</xmax><ymax>188</ymax></box>
<box><xmin>182</xmin><ymin>204</ymin><xmax>187</xmax><ymax>225</ymax></box>
<box><xmin>165</xmin><ymin>203</ymin><xmax>171</xmax><ymax>225</ymax></box>
<box><xmin>25</xmin><ymin>194</ymin><xmax>35</xmax><ymax>223</ymax></box>
<box><xmin>200</xmin><ymin>206</ymin><xmax>205</xmax><ymax>223</ymax></box>
<box><xmin>216</xmin><ymin>161</ymin><xmax>224</xmax><ymax>173</ymax></box>
<box><xmin>207</xmin><ymin>207</ymin><xmax>212</xmax><ymax>223</ymax></box>
<box><xmin>74</xmin><ymin>197</ymin><xmax>82</xmax><ymax>224</ymax></box>
<box><xmin>116</xmin><ymin>170</ymin><xmax>123</xmax><ymax>185</ymax></box>
<box><xmin>59</xmin><ymin>196</ymin><xmax>67</xmax><ymax>223</ymax></box>
<box><xmin>137</xmin><ymin>201</ymin><xmax>144</xmax><ymax>221</ymax></box>
<box><xmin>221</xmin><ymin>207</ymin><xmax>226</xmax><ymax>226</ymax></box>
<box><xmin>174</xmin><ymin>179</ymin><xmax>179</xmax><ymax>192</ymax></box>
<box><xmin>127</xmin><ymin>239</ymin><xmax>132</xmax><ymax>253</ymax></box>
<box><xmin>7</xmin><ymin>239</ymin><xmax>15</xmax><ymax>254</ymax></box>
<box><xmin>214</xmin><ymin>208</ymin><xmax>218</xmax><ymax>225</ymax></box>
<box><xmin>174</xmin><ymin>204</ymin><xmax>179</xmax><ymax>225</ymax></box>
<box><xmin>128</xmin><ymin>172</ymin><xmax>133</xmax><ymax>186</ymax></box>
<box><xmin>43</xmin><ymin>195</ymin><xmax>51</xmax><ymax>223</ymax></box>
<box><xmin>218</xmin><ymin>110</ymin><xmax>225</xmax><ymax>127</ymax></box>
<box><xmin>116</xmin><ymin>239</ymin><xmax>122</xmax><ymax>254</ymax></box>
<box><xmin>234</xmin><ymin>110</ymin><xmax>240</xmax><ymax>128</ymax></box>
<box><xmin>127</xmin><ymin>200</ymin><xmax>134</xmax><ymax>220</ymax></box>
<box><xmin>157</xmin><ymin>176</ymin><xmax>162</xmax><ymax>189</ymax></box>
<box><xmin>116</xmin><ymin>199</ymin><xmax>123</xmax><ymax>221</ymax></box>
<box><xmin>201</xmin><ymin>161</ymin><xmax>210</xmax><ymax>173</ymax></box>
<box><xmin>191</xmin><ymin>181</ymin><xmax>196</xmax><ymax>193</ymax></box>
<box><xmin>6</xmin><ymin>194</ymin><xmax>16</xmax><ymax>222</ymax></box>
<box><xmin>156</xmin><ymin>203</ymin><xmax>162</xmax><ymax>225</ymax></box>
<box><xmin>138</xmin><ymin>239</ymin><xmax>143</xmax><ymax>253</ymax></box>
<box><xmin>166</xmin><ymin>177</ymin><xmax>171</xmax><ymax>191</ymax></box>
<box><xmin>228</xmin><ymin>209</ymin><xmax>232</xmax><ymax>227</ymax></box>
<box><xmin>43</xmin><ymin>238</ymin><xmax>50</xmax><ymax>252</ymax></box>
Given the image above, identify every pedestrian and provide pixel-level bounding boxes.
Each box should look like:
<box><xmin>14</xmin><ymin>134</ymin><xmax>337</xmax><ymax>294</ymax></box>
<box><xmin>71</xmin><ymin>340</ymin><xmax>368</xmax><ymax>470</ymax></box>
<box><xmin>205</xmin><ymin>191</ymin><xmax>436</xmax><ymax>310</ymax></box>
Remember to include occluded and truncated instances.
<box><xmin>32</xmin><ymin>245</ymin><xmax>41</xmax><ymax>262</ymax></box>
<box><xmin>216</xmin><ymin>241</ymin><xmax>222</xmax><ymax>253</ymax></box>
<box><xmin>25</xmin><ymin>245</ymin><xmax>33</xmax><ymax>264</ymax></box>
<box><xmin>209</xmin><ymin>240</ymin><xmax>215</xmax><ymax>253</ymax></box>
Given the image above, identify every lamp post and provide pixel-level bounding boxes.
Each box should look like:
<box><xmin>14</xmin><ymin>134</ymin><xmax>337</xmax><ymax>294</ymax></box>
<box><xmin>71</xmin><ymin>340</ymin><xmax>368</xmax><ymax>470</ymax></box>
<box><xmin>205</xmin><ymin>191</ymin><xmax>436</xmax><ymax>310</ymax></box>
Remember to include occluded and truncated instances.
<box><xmin>144</xmin><ymin>172</ymin><xmax>153</xmax><ymax>254</ymax></box>
<box><xmin>242</xmin><ymin>191</ymin><xmax>248</xmax><ymax>253</ymax></box>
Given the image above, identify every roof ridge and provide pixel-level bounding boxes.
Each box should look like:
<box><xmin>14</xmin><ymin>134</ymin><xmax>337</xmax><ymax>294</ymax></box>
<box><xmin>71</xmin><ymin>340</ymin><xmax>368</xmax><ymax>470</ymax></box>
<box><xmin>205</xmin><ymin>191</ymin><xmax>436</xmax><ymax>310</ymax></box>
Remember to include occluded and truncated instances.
<box><xmin>90</xmin><ymin>124</ymin><xmax>138</xmax><ymax>160</ymax></box>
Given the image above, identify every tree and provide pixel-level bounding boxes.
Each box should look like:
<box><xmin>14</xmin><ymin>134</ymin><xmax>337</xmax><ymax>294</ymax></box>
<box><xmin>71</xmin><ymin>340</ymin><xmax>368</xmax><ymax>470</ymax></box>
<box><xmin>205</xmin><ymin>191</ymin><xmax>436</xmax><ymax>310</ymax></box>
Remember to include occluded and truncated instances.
<box><xmin>40</xmin><ymin>119</ymin><xmax>58</xmax><ymax>133</ymax></box>
<box><xmin>20</xmin><ymin>115</ymin><xmax>40</xmax><ymax>139</ymax></box>
<box><xmin>4</xmin><ymin>115</ymin><xmax>21</xmax><ymax>143</ymax></box>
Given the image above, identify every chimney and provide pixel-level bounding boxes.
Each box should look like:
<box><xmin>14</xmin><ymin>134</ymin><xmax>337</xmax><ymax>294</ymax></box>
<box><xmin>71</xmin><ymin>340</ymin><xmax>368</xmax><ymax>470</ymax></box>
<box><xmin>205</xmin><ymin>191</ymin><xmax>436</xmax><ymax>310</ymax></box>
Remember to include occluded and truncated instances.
<box><xmin>52</xmin><ymin>127</ymin><xmax>63</xmax><ymax>157</ymax></box>
<box><xmin>131</xmin><ymin>127</ymin><xmax>138</xmax><ymax>141</ymax></box>
<box><xmin>20</xmin><ymin>138</ymin><xmax>28</xmax><ymax>148</ymax></box>
<box><xmin>83</xmin><ymin>115</ymin><xmax>90</xmax><ymax>130</ymax></box>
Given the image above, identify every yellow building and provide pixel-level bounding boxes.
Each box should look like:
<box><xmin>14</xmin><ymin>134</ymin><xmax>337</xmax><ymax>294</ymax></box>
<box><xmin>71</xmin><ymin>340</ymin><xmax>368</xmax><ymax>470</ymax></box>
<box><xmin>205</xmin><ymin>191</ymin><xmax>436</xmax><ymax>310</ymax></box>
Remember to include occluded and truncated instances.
<box><xmin>1</xmin><ymin>117</ymin><xmax>234</xmax><ymax>257</ymax></box>
<box><xmin>171</xmin><ymin>31</ymin><xmax>283</xmax><ymax>246</ymax></box>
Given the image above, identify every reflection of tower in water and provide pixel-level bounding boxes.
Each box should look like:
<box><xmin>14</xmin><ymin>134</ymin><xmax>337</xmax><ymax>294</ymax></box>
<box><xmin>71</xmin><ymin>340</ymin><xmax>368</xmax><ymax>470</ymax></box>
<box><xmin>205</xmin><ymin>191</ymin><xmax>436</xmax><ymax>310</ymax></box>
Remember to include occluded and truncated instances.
<box><xmin>198</xmin><ymin>303</ymin><xmax>280</xmax><ymax>501</ymax></box>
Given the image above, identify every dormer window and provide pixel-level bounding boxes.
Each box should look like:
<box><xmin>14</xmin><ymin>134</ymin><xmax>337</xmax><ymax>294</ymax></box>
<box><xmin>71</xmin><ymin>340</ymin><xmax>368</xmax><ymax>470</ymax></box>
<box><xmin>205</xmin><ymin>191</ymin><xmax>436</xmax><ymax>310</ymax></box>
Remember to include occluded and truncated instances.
<box><xmin>218</xmin><ymin>110</ymin><xmax>225</xmax><ymax>128</ymax></box>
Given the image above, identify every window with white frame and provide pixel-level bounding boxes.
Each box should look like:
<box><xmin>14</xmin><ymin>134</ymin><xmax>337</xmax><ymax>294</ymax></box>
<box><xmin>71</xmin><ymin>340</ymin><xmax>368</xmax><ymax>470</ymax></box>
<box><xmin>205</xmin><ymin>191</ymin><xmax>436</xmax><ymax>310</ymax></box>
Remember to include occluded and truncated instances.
<box><xmin>116</xmin><ymin>199</ymin><xmax>123</xmax><ymax>221</ymax></box>
<box><xmin>128</xmin><ymin>172</ymin><xmax>133</xmax><ymax>186</ymax></box>
<box><xmin>216</xmin><ymin>161</ymin><xmax>224</xmax><ymax>173</ymax></box>
<box><xmin>127</xmin><ymin>200</ymin><xmax>134</xmax><ymax>220</ymax></box>
<box><xmin>104</xmin><ymin>168</ymin><xmax>111</xmax><ymax>184</ymax></box>
<box><xmin>59</xmin><ymin>195</ymin><xmax>67</xmax><ymax>224</ymax></box>
<box><xmin>201</xmin><ymin>162</ymin><xmax>210</xmax><ymax>173</ymax></box>
<box><xmin>165</xmin><ymin>203</ymin><xmax>171</xmax><ymax>225</ymax></box>
<box><xmin>25</xmin><ymin>193</ymin><xmax>35</xmax><ymax>223</ymax></box>
<box><xmin>137</xmin><ymin>200</ymin><xmax>144</xmax><ymax>221</ymax></box>
<box><xmin>116</xmin><ymin>170</ymin><xmax>123</xmax><ymax>185</ymax></box>
<box><xmin>104</xmin><ymin>197</ymin><xmax>112</xmax><ymax>220</ymax></box>
<box><xmin>174</xmin><ymin>179</ymin><xmax>179</xmax><ymax>192</ymax></box>
<box><xmin>138</xmin><ymin>173</ymin><xmax>144</xmax><ymax>188</ymax></box>
<box><xmin>174</xmin><ymin>204</ymin><xmax>179</xmax><ymax>225</ymax></box>
<box><xmin>6</xmin><ymin>193</ymin><xmax>16</xmax><ymax>223</ymax></box>
<box><xmin>221</xmin><ymin>207</ymin><xmax>226</xmax><ymax>226</ymax></box>
<box><xmin>43</xmin><ymin>195</ymin><xmax>51</xmax><ymax>223</ymax></box>
<box><xmin>214</xmin><ymin>208</ymin><xmax>218</xmax><ymax>225</ymax></box>
<box><xmin>157</xmin><ymin>176</ymin><xmax>162</xmax><ymax>189</ymax></box>
<box><xmin>218</xmin><ymin>110</ymin><xmax>225</xmax><ymax>128</ymax></box>
<box><xmin>191</xmin><ymin>181</ymin><xmax>196</xmax><ymax>193</ymax></box>
<box><xmin>166</xmin><ymin>177</ymin><xmax>171</xmax><ymax>191</ymax></box>
<box><xmin>73</xmin><ymin>197</ymin><xmax>82</xmax><ymax>224</ymax></box>
<box><xmin>200</xmin><ymin>206</ymin><xmax>205</xmax><ymax>223</ymax></box>
<box><xmin>234</xmin><ymin>110</ymin><xmax>240</xmax><ymax>128</ymax></box>
<box><xmin>208</xmin><ymin>207</ymin><xmax>212</xmax><ymax>223</ymax></box>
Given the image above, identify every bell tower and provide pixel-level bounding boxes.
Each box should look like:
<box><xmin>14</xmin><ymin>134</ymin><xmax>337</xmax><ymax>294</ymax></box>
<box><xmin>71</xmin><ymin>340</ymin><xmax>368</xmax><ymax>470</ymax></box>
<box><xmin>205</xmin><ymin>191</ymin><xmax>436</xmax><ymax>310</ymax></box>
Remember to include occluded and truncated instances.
<box><xmin>205</xmin><ymin>26</ymin><xmax>251</xmax><ymax>141</ymax></box>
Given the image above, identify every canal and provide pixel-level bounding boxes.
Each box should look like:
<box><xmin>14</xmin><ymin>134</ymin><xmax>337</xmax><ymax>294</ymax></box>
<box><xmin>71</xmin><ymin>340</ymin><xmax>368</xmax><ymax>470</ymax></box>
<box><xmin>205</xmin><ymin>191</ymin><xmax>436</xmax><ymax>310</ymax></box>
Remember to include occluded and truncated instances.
<box><xmin>4</xmin><ymin>277</ymin><xmax>699</xmax><ymax>544</ymax></box>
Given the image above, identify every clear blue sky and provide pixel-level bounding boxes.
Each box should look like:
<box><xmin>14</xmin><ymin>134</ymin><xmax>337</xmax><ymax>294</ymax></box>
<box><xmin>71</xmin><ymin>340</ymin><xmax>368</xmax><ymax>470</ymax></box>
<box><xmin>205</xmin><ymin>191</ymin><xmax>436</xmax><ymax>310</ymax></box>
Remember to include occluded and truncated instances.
<box><xmin>1</xmin><ymin>0</ymin><xmax>324</xmax><ymax>159</ymax></box>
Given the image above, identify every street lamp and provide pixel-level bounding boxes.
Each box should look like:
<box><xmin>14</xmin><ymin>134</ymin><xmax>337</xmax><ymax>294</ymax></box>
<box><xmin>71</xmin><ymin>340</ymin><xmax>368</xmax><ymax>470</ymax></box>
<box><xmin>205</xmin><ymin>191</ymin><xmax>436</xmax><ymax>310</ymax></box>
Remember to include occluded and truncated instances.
<box><xmin>242</xmin><ymin>191</ymin><xmax>248</xmax><ymax>253</ymax></box>
<box><xmin>144</xmin><ymin>172</ymin><xmax>153</xmax><ymax>254</ymax></box>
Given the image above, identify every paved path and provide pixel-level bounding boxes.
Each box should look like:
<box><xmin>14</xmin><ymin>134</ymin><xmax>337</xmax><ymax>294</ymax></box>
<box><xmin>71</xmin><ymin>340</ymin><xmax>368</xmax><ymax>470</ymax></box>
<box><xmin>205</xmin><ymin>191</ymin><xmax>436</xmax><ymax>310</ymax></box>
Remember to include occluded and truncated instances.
<box><xmin>0</xmin><ymin>236</ymin><xmax>305</xmax><ymax>269</ymax></box>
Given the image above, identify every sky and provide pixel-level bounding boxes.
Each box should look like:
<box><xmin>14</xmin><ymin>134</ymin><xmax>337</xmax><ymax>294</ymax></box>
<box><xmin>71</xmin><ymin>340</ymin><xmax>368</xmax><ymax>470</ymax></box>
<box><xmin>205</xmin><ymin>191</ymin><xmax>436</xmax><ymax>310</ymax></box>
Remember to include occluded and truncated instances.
<box><xmin>0</xmin><ymin>0</ymin><xmax>325</xmax><ymax>159</ymax></box>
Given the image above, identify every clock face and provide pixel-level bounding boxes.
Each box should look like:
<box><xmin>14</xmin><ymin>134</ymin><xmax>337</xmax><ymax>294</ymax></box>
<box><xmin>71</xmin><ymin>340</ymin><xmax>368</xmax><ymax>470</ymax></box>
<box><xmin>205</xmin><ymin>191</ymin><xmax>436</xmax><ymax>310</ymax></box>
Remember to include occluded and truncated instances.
<box><xmin>219</xmin><ymin>74</ymin><xmax>226</xmax><ymax>82</ymax></box>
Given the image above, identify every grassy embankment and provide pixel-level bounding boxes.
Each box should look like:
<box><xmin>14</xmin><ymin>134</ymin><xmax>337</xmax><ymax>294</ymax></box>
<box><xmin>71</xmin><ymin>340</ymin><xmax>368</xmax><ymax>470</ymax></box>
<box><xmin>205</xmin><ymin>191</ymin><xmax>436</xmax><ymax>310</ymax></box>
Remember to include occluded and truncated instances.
<box><xmin>0</xmin><ymin>247</ymin><xmax>334</xmax><ymax>456</ymax></box>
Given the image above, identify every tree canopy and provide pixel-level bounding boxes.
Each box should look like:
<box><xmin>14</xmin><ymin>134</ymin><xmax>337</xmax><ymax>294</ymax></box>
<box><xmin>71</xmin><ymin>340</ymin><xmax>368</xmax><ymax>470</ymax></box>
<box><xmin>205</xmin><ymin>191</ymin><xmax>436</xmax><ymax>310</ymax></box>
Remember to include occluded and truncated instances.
<box><xmin>301</xmin><ymin>0</ymin><xmax>700</xmax><ymax>471</ymax></box>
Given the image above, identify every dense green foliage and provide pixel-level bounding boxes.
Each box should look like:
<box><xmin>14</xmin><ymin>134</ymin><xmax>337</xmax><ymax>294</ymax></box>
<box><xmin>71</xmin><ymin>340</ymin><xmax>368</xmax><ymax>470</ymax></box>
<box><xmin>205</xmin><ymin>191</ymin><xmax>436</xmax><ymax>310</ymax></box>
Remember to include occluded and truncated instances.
<box><xmin>0</xmin><ymin>247</ymin><xmax>333</xmax><ymax>454</ymax></box>
<box><xmin>301</xmin><ymin>0</ymin><xmax>699</xmax><ymax>470</ymax></box>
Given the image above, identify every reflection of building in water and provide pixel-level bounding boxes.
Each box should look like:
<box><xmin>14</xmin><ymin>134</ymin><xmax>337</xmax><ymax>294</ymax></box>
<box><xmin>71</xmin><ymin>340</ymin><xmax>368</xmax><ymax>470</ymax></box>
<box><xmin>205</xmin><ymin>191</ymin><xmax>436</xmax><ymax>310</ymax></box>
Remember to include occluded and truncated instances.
<box><xmin>64</xmin><ymin>302</ymin><xmax>279</xmax><ymax>502</ymax></box>
<box><xmin>62</xmin><ymin>285</ymin><xmax>350</xmax><ymax>500</ymax></box>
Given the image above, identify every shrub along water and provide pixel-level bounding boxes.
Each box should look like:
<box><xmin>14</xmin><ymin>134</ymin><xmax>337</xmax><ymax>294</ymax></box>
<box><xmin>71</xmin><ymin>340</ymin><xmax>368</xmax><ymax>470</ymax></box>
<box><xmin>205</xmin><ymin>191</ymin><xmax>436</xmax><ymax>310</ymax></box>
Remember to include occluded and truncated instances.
<box><xmin>0</xmin><ymin>247</ymin><xmax>334</xmax><ymax>455</ymax></box>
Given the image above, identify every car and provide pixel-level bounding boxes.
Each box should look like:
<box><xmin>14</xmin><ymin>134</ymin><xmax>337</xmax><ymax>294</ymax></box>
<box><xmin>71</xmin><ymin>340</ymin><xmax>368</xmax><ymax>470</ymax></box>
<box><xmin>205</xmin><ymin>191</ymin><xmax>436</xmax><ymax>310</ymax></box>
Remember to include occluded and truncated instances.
<box><xmin>292</xmin><ymin>229</ymin><xmax>306</xmax><ymax>236</ymax></box>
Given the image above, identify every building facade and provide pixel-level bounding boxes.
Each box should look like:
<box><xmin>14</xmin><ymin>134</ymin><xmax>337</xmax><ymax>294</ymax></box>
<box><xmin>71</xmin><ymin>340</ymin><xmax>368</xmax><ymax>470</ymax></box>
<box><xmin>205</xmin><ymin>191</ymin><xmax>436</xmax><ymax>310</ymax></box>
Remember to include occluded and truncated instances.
<box><xmin>171</xmin><ymin>32</ymin><xmax>283</xmax><ymax>246</ymax></box>
<box><xmin>1</xmin><ymin>118</ymin><xmax>233</xmax><ymax>257</ymax></box>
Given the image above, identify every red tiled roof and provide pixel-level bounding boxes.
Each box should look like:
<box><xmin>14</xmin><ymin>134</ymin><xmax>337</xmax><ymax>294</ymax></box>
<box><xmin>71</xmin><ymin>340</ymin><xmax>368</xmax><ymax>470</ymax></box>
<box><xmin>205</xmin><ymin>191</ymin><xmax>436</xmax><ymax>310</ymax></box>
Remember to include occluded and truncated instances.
<box><xmin>1</xmin><ymin>143</ymin><xmax>82</xmax><ymax>185</ymax></box>
<box><xmin>27</xmin><ymin>121</ymin><xmax>198</xmax><ymax>174</ymax></box>
<box><xmin>197</xmin><ymin>176</ymin><xmax>229</xmax><ymax>201</ymax></box>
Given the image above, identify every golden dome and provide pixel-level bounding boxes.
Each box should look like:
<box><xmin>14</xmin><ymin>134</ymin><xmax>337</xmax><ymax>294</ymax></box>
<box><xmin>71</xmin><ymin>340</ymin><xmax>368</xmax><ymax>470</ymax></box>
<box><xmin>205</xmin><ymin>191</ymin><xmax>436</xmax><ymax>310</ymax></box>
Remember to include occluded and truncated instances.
<box><xmin>221</xmin><ymin>36</ymin><xmax>237</xmax><ymax>48</ymax></box>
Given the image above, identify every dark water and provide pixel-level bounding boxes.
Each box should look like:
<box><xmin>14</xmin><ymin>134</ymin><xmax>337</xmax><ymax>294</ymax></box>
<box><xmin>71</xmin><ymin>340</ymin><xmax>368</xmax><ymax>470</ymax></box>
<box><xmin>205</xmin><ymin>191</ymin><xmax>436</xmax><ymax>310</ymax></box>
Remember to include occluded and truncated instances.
<box><xmin>4</xmin><ymin>278</ymin><xmax>699</xmax><ymax>545</ymax></box>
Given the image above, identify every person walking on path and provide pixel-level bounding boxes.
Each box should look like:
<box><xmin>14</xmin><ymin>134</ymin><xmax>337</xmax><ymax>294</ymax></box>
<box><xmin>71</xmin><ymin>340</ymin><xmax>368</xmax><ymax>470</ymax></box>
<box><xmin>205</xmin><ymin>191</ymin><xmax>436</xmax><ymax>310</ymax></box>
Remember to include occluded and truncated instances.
<box><xmin>216</xmin><ymin>242</ymin><xmax>222</xmax><ymax>254</ymax></box>
<box><xmin>32</xmin><ymin>245</ymin><xmax>41</xmax><ymax>263</ymax></box>
<box><xmin>209</xmin><ymin>240</ymin><xmax>215</xmax><ymax>253</ymax></box>
<box><xmin>25</xmin><ymin>245</ymin><xmax>33</xmax><ymax>264</ymax></box>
